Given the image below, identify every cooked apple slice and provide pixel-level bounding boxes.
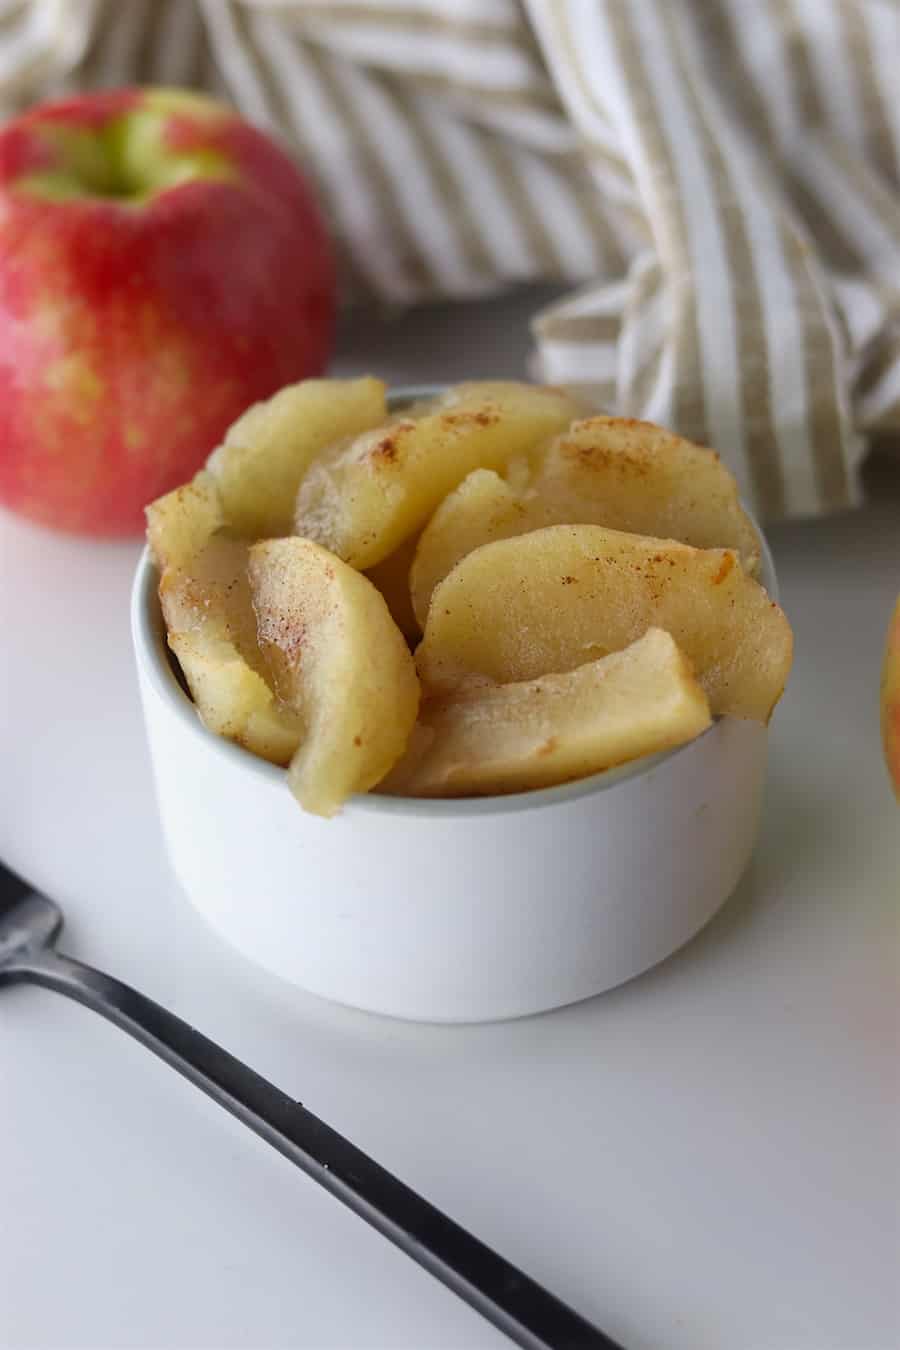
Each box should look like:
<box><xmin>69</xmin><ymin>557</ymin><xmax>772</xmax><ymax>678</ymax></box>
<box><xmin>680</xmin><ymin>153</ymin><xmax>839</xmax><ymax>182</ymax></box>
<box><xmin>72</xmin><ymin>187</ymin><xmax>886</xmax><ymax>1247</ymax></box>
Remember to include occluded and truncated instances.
<box><xmin>248</xmin><ymin>538</ymin><xmax>420</xmax><ymax>816</ymax></box>
<box><xmin>164</xmin><ymin>628</ymin><xmax>305</xmax><ymax>768</ymax></box>
<box><xmin>417</xmin><ymin>525</ymin><xmax>792</xmax><ymax>722</ymax></box>
<box><xmin>294</xmin><ymin>381</ymin><xmax>585</xmax><ymax>570</ymax></box>
<box><xmin>158</xmin><ymin>529</ymin><xmax>304</xmax><ymax>765</ymax></box>
<box><xmin>536</xmin><ymin>417</ymin><xmax>761</xmax><ymax>570</ymax></box>
<box><xmin>410</xmin><ymin>469</ymin><xmax>550</xmax><ymax>628</ymax></box>
<box><xmin>145</xmin><ymin>470</ymin><xmax>224</xmax><ymax>572</ymax></box>
<box><xmin>364</xmin><ymin>534</ymin><xmax>421</xmax><ymax>645</ymax></box>
<box><xmin>205</xmin><ymin>376</ymin><xmax>387</xmax><ymax>537</ymax></box>
<box><xmin>381</xmin><ymin>628</ymin><xmax>711</xmax><ymax>797</ymax></box>
<box><xmin>147</xmin><ymin>471</ymin><xmax>303</xmax><ymax>764</ymax></box>
<box><xmin>410</xmin><ymin>417</ymin><xmax>761</xmax><ymax>627</ymax></box>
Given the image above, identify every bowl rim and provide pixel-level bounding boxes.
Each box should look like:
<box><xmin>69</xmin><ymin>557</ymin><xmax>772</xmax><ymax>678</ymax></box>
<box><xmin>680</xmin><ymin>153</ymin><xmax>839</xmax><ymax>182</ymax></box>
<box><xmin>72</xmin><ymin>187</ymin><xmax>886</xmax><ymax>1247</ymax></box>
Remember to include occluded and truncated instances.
<box><xmin>131</xmin><ymin>383</ymin><xmax>778</xmax><ymax>820</ymax></box>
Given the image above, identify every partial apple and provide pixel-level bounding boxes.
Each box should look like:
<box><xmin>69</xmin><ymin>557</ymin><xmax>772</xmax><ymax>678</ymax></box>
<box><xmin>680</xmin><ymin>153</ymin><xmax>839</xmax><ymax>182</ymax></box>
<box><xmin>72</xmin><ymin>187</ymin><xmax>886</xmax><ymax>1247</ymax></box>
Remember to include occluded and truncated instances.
<box><xmin>0</xmin><ymin>88</ymin><xmax>335</xmax><ymax>535</ymax></box>
<box><xmin>882</xmin><ymin>595</ymin><xmax>900</xmax><ymax>799</ymax></box>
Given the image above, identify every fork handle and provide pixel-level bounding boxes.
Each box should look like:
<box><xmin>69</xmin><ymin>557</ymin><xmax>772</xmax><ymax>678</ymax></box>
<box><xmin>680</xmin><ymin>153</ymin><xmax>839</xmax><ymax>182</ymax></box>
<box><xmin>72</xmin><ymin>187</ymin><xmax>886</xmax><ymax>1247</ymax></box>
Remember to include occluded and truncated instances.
<box><xmin>15</xmin><ymin>948</ymin><xmax>622</xmax><ymax>1350</ymax></box>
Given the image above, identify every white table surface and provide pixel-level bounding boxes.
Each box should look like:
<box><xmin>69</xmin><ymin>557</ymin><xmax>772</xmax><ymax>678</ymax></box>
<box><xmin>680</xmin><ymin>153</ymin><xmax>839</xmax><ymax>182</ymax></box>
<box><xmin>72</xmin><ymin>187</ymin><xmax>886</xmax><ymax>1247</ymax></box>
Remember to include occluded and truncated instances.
<box><xmin>1</xmin><ymin>292</ymin><xmax>898</xmax><ymax>1350</ymax></box>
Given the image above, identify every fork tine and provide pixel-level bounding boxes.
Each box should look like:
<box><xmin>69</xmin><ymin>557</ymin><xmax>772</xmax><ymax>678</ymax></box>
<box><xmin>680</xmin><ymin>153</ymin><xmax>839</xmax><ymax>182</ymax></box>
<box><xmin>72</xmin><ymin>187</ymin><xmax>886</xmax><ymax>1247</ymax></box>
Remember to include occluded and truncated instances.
<box><xmin>0</xmin><ymin>867</ymin><xmax>64</xmax><ymax>966</ymax></box>
<box><xmin>0</xmin><ymin>860</ymin><xmax>32</xmax><ymax>913</ymax></box>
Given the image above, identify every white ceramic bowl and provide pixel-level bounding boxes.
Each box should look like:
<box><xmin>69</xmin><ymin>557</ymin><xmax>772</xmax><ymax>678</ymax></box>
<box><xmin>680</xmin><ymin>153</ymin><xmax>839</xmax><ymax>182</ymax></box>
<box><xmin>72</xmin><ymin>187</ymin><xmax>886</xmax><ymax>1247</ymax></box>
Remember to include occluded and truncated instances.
<box><xmin>132</xmin><ymin>390</ymin><xmax>777</xmax><ymax>1023</ymax></box>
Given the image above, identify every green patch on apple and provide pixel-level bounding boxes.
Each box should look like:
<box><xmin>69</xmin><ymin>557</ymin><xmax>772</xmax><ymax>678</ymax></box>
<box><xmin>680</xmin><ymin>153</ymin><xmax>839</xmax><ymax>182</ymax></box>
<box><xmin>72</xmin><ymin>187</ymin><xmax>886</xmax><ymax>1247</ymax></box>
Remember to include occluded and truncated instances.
<box><xmin>18</xmin><ymin>93</ymin><xmax>238</xmax><ymax>204</ymax></box>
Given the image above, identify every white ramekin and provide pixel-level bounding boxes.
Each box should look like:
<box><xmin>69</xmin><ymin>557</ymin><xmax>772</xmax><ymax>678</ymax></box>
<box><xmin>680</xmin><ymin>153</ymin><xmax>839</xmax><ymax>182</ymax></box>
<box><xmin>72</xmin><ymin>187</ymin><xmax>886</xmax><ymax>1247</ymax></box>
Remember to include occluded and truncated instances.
<box><xmin>132</xmin><ymin>389</ymin><xmax>776</xmax><ymax>1022</ymax></box>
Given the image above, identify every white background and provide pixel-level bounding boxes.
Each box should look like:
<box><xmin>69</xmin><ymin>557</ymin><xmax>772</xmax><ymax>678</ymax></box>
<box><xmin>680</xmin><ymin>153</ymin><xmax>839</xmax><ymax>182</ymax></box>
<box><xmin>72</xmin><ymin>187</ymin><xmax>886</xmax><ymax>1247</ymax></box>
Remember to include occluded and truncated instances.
<box><xmin>1</xmin><ymin>292</ymin><xmax>898</xmax><ymax>1350</ymax></box>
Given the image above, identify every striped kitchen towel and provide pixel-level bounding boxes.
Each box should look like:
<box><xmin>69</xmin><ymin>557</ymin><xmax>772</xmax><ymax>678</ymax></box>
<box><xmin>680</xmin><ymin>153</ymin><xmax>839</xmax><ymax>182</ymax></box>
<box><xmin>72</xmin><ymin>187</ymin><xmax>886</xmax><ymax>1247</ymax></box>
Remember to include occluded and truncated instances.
<box><xmin>2</xmin><ymin>0</ymin><xmax>898</xmax><ymax>522</ymax></box>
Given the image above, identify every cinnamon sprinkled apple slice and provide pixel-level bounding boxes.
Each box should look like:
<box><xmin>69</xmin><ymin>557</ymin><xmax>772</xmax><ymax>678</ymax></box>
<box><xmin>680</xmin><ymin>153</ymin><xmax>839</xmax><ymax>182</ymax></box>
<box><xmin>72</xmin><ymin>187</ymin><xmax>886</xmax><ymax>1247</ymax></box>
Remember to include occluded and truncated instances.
<box><xmin>248</xmin><ymin>537</ymin><xmax>420</xmax><ymax>816</ymax></box>
<box><xmin>417</xmin><ymin>525</ymin><xmax>792</xmax><ymax>723</ymax></box>
<box><xmin>382</xmin><ymin>628</ymin><xmax>711</xmax><ymax>798</ymax></box>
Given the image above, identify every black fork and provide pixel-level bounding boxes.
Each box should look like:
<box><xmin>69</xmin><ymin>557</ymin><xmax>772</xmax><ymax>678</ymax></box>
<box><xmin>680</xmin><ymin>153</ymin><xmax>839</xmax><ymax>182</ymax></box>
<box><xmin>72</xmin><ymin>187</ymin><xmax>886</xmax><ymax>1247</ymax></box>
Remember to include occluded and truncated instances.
<box><xmin>0</xmin><ymin>863</ymin><xmax>624</xmax><ymax>1350</ymax></box>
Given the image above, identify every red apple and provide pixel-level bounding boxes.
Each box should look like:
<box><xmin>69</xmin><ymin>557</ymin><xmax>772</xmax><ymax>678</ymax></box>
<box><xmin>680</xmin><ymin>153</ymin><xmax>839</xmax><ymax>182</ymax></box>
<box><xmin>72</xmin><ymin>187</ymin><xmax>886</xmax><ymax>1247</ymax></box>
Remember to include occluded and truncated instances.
<box><xmin>0</xmin><ymin>88</ymin><xmax>335</xmax><ymax>535</ymax></box>
<box><xmin>882</xmin><ymin>595</ymin><xmax>900</xmax><ymax>799</ymax></box>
